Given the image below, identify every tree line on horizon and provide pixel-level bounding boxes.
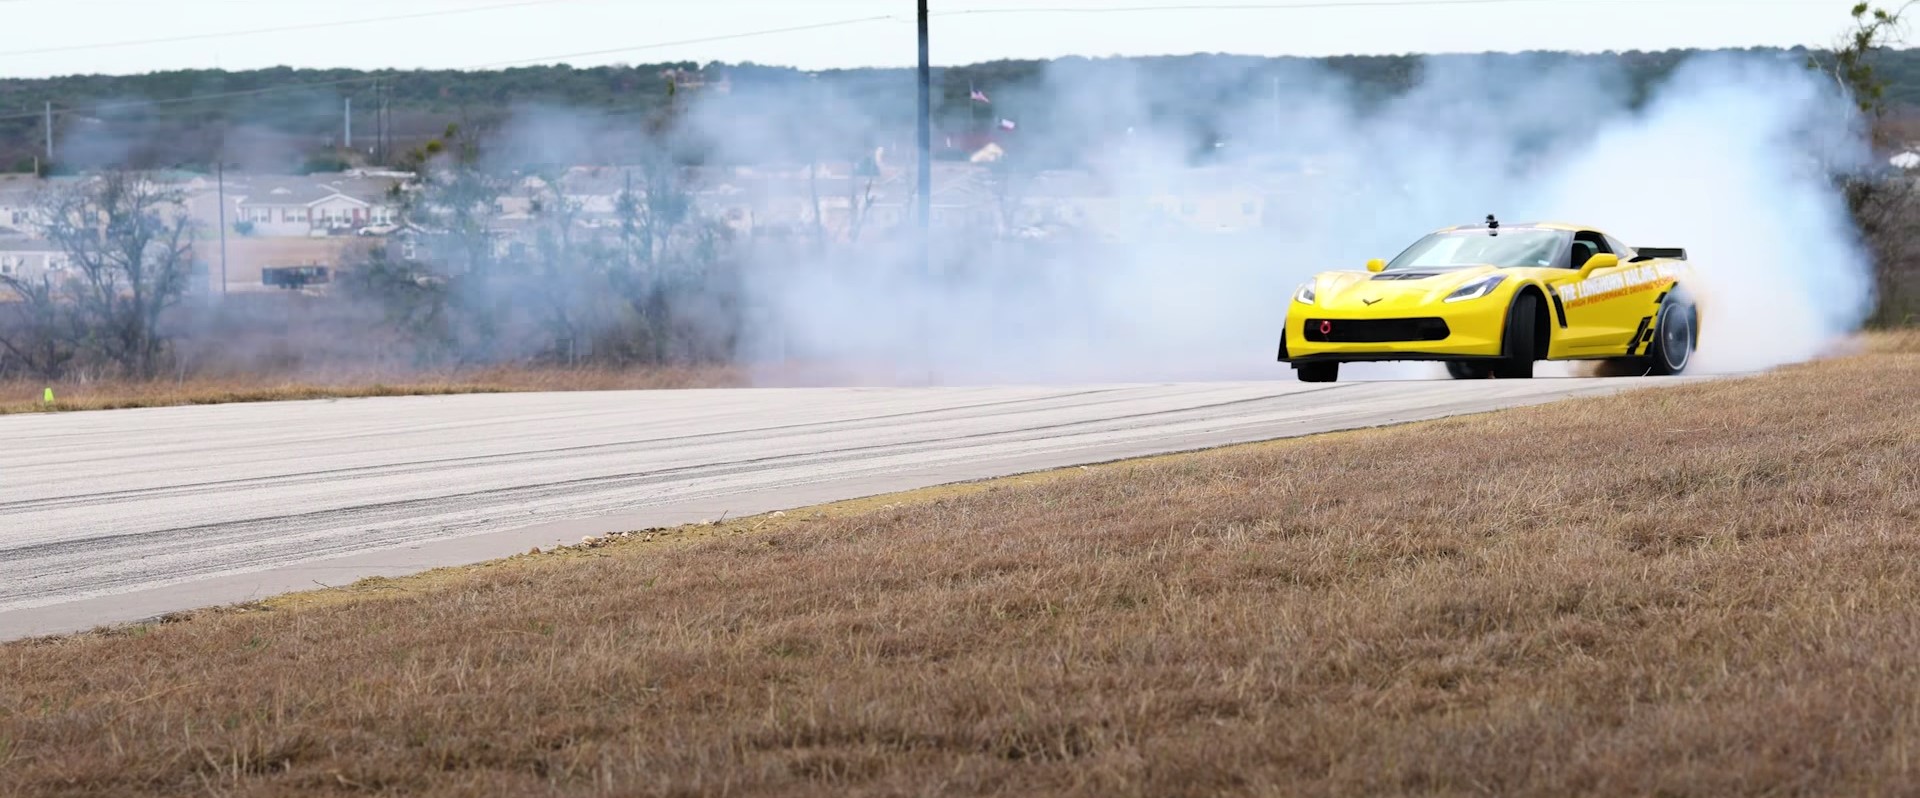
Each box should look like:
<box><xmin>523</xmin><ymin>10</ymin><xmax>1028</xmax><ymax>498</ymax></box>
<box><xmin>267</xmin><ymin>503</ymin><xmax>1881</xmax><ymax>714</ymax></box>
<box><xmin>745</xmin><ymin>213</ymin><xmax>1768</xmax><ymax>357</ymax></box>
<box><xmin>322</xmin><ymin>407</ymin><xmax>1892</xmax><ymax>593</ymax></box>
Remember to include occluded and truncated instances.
<box><xmin>0</xmin><ymin>46</ymin><xmax>1917</xmax><ymax>175</ymax></box>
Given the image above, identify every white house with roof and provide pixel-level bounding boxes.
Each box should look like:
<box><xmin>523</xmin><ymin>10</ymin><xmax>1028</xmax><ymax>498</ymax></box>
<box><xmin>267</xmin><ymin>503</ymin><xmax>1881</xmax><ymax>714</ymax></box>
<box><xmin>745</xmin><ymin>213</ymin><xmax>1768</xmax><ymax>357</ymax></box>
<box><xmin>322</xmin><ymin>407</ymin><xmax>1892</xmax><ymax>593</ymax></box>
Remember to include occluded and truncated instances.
<box><xmin>0</xmin><ymin>178</ymin><xmax>45</xmax><ymax>236</ymax></box>
<box><xmin>0</xmin><ymin>238</ymin><xmax>69</xmax><ymax>283</ymax></box>
<box><xmin>233</xmin><ymin>175</ymin><xmax>403</xmax><ymax>238</ymax></box>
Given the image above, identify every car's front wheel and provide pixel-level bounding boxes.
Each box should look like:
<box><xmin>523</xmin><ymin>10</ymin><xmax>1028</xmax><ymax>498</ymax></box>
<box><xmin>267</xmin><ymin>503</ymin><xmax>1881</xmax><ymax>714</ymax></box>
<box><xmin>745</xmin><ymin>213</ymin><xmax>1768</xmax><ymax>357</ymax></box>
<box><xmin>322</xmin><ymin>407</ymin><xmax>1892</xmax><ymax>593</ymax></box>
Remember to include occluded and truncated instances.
<box><xmin>1496</xmin><ymin>292</ymin><xmax>1541</xmax><ymax>379</ymax></box>
<box><xmin>1446</xmin><ymin>361</ymin><xmax>1496</xmax><ymax>380</ymax></box>
<box><xmin>1296</xmin><ymin>361</ymin><xmax>1339</xmax><ymax>383</ymax></box>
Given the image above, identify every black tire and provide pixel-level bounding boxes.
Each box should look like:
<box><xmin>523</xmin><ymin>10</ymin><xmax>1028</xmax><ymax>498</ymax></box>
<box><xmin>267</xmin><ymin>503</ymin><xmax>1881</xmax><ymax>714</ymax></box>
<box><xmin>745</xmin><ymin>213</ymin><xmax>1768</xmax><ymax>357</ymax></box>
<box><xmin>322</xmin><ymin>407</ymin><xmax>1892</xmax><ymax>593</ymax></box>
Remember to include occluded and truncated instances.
<box><xmin>1496</xmin><ymin>293</ymin><xmax>1540</xmax><ymax>379</ymax></box>
<box><xmin>1646</xmin><ymin>300</ymin><xmax>1696</xmax><ymax>376</ymax></box>
<box><xmin>1446</xmin><ymin>361</ymin><xmax>1496</xmax><ymax>380</ymax></box>
<box><xmin>1296</xmin><ymin>361</ymin><xmax>1339</xmax><ymax>383</ymax></box>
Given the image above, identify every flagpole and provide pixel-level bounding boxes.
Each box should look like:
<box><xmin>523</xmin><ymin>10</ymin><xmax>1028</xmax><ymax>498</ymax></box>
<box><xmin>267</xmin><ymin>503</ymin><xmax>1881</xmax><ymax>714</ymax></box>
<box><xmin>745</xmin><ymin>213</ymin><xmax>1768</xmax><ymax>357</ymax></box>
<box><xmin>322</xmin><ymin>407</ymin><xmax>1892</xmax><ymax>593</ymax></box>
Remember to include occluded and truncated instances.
<box><xmin>969</xmin><ymin>81</ymin><xmax>979</xmax><ymax>137</ymax></box>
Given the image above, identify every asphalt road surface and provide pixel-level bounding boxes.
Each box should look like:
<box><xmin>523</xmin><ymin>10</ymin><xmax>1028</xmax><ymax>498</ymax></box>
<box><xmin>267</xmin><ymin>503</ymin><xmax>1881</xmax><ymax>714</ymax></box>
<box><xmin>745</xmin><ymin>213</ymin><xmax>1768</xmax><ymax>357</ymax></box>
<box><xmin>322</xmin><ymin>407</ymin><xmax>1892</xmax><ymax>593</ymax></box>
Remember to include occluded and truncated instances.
<box><xmin>0</xmin><ymin>376</ymin><xmax>1696</xmax><ymax>639</ymax></box>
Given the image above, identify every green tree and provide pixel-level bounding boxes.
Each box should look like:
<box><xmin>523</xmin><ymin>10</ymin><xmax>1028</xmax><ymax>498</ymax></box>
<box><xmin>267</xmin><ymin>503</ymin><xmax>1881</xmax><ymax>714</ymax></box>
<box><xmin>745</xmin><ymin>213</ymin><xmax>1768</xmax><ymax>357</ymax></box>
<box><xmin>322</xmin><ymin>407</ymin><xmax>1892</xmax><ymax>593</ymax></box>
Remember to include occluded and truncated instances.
<box><xmin>520</xmin><ymin>170</ymin><xmax>605</xmax><ymax>364</ymax></box>
<box><xmin>1818</xmin><ymin>2</ymin><xmax>1920</xmax><ymax>326</ymax></box>
<box><xmin>1815</xmin><ymin>1</ymin><xmax>1913</xmax><ymax>145</ymax></box>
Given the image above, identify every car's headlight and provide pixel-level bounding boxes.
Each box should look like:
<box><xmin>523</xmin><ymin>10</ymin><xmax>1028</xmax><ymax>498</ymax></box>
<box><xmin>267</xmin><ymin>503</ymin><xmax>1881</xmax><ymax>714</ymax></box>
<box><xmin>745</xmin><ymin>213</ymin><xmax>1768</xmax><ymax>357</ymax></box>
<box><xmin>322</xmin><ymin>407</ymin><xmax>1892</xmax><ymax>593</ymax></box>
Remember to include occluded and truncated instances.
<box><xmin>1294</xmin><ymin>283</ymin><xmax>1316</xmax><ymax>305</ymax></box>
<box><xmin>1444</xmin><ymin>275</ymin><xmax>1506</xmax><ymax>303</ymax></box>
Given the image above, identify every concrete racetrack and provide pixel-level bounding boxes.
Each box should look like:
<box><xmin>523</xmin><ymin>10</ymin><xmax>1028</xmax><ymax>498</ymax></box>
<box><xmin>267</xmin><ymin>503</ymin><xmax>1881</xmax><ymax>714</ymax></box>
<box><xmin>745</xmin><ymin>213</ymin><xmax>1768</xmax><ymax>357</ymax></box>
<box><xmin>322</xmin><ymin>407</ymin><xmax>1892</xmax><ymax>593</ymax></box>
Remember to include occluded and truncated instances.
<box><xmin>0</xmin><ymin>376</ymin><xmax>1701</xmax><ymax>639</ymax></box>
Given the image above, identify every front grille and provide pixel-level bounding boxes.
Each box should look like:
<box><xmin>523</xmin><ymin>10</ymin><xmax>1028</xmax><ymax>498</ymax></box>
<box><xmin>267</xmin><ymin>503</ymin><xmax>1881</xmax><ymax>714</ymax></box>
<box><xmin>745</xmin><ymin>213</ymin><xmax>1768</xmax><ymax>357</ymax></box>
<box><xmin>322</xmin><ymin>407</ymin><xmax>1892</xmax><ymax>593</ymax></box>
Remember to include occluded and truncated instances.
<box><xmin>1303</xmin><ymin>317</ymin><xmax>1450</xmax><ymax>343</ymax></box>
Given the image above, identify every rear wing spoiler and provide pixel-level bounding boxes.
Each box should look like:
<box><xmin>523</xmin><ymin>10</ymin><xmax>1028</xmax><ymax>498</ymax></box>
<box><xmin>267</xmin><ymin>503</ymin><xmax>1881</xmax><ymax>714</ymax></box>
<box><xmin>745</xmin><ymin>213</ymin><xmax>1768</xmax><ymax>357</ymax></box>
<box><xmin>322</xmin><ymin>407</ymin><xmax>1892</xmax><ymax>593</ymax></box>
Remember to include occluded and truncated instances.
<box><xmin>1630</xmin><ymin>247</ymin><xmax>1687</xmax><ymax>262</ymax></box>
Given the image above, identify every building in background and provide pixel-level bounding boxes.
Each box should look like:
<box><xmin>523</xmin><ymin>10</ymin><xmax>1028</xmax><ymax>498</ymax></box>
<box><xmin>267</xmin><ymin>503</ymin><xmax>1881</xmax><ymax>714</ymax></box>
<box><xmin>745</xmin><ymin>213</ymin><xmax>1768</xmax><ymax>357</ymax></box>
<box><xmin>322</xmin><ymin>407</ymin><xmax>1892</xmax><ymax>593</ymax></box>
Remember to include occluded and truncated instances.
<box><xmin>0</xmin><ymin>238</ymin><xmax>67</xmax><ymax>284</ymax></box>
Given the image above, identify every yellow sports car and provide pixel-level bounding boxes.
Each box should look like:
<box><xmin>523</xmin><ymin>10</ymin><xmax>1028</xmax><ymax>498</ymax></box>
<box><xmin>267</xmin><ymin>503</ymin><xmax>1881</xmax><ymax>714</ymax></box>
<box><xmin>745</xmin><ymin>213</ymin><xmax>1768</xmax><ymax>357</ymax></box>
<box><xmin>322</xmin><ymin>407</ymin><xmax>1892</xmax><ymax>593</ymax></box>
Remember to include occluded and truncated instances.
<box><xmin>1278</xmin><ymin>217</ymin><xmax>1699</xmax><ymax>382</ymax></box>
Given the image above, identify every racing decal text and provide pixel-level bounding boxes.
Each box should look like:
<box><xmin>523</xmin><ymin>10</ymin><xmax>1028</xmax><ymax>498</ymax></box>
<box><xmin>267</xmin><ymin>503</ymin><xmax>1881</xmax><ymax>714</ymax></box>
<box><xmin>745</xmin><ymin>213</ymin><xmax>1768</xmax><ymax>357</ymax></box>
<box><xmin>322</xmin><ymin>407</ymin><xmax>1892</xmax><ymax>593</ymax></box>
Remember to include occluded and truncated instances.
<box><xmin>1561</xmin><ymin>262</ymin><xmax>1679</xmax><ymax>308</ymax></box>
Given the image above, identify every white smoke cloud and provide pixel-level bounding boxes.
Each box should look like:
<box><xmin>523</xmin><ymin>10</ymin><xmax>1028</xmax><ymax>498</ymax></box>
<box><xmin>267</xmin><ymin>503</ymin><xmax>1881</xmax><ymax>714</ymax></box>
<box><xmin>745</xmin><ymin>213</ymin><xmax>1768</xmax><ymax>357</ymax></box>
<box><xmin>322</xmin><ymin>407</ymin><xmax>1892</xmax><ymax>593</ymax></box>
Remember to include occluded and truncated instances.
<box><xmin>27</xmin><ymin>52</ymin><xmax>1874</xmax><ymax>386</ymax></box>
<box><xmin>683</xmin><ymin>51</ymin><xmax>1873</xmax><ymax>385</ymax></box>
<box><xmin>1527</xmin><ymin>54</ymin><xmax>1873</xmax><ymax>373</ymax></box>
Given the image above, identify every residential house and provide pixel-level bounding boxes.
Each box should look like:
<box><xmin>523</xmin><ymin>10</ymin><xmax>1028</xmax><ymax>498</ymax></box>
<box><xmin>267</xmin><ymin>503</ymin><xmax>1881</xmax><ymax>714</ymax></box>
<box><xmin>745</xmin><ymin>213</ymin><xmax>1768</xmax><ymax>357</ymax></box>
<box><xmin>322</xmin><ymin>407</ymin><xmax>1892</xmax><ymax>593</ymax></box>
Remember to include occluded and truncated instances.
<box><xmin>235</xmin><ymin>179</ymin><xmax>365</xmax><ymax>237</ymax></box>
<box><xmin>0</xmin><ymin>176</ymin><xmax>45</xmax><ymax>236</ymax></box>
<box><xmin>0</xmin><ymin>238</ymin><xmax>69</xmax><ymax>283</ymax></box>
<box><xmin>693</xmin><ymin>178</ymin><xmax>756</xmax><ymax>234</ymax></box>
<box><xmin>558</xmin><ymin>169</ymin><xmax>631</xmax><ymax>219</ymax></box>
<box><xmin>315</xmin><ymin>173</ymin><xmax>405</xmax><ymax>228</ymax></box>
<box><xmin>854</xmin><ymin>163</ymin><xmax>1013</xmax><ymax>236</ymax></box>
<box><xmin>232</xmin><ymin>173</ymin><xmax>406</xmax><ymax>238</ymax></box>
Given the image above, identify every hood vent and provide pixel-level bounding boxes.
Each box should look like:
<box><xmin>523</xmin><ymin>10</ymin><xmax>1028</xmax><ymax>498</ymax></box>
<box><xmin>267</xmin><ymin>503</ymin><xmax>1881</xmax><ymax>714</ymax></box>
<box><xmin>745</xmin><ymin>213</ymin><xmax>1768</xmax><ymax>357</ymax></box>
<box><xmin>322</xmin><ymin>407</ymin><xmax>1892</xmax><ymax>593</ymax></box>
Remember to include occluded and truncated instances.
<box><xmin>1371</xmin><ymin>271</ymin><xmax>1442</xmax><ymax>281</ymax></box>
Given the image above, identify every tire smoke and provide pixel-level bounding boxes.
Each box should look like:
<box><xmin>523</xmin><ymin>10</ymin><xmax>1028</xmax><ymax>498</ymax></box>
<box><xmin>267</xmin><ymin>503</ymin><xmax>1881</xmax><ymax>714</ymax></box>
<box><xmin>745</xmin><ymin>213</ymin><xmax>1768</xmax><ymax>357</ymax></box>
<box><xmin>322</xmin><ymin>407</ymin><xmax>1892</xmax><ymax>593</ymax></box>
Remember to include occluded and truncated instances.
<box><xmin>696</xmin><ymin>53</ymin><xmax>1872</xmax><ymax>384</ymax></box>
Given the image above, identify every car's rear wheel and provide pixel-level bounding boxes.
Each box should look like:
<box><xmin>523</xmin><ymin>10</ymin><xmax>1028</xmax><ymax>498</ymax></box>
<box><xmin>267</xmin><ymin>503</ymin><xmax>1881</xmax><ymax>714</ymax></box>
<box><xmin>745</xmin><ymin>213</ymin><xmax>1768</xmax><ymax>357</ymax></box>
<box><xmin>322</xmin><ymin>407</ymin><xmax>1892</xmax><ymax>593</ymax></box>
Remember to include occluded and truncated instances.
<box><xmin>1647</xmin><ymin>300</ymin><xmax>1696</xmax><ymax>376</ymax></box>
<box><xmin>1296</xmin><ymin>361</ymin><xmax>1339</xmax><ymax>383</ymax></box>
<box><xmin>1496</xmin><ymin>293</ymin><xmax>1540</xmax><ymax>379</ymax></box>
<box><xmin>1446</xmin><ymin>361</ymin><xmax>1496</xmax><ymax>380</ymax></box>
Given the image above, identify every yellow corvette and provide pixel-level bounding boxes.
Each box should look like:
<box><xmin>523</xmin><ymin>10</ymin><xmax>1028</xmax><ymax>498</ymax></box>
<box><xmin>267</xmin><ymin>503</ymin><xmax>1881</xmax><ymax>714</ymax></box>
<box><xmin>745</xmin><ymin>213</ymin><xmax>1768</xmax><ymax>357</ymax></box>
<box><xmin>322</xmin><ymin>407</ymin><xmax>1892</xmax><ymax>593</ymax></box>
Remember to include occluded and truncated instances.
<box><xmin>1278</xmin><ymin>218</ymin><xmax>1699</xmax><ymax>382</ymax></box>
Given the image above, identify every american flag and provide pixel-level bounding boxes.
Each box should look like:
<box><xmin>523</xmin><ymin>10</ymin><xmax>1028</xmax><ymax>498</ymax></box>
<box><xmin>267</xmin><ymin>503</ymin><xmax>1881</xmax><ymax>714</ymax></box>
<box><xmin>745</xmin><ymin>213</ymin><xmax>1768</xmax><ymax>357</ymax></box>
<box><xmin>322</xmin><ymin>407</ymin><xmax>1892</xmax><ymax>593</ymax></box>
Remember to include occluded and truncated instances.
<box><xmin>970</xmin><ymin>86</ymin><xmax>990</xmax><ymax>104</ymax></box>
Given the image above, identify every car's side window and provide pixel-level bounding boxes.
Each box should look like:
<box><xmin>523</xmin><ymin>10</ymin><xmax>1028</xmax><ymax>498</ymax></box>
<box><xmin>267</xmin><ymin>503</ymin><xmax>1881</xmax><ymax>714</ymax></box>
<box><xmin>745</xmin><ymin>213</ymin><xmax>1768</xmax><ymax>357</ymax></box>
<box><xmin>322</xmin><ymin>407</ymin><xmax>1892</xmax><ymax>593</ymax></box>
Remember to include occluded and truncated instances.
<box><xmin>1570</xmin><ymin>231</ymin><xmax>1610</xmax><ymax>270</ymax></box>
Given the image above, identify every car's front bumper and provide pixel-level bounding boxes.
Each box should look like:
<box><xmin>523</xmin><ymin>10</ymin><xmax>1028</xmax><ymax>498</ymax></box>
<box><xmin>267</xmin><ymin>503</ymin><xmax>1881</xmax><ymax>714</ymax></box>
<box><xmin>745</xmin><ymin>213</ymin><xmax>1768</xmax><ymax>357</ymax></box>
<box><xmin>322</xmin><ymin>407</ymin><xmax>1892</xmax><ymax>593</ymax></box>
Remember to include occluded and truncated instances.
<box><xmin>1279</xmin><ymin>298</ymin><xmax>1510</xmax><ymax>362</ymax></box>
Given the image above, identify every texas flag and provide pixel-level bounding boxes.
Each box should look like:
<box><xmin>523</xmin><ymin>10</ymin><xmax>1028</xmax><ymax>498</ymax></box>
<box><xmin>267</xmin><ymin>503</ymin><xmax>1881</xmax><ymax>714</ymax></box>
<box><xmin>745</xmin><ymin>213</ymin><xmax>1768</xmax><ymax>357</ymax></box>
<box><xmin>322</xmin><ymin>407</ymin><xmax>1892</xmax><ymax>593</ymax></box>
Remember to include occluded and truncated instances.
<box><xmin>998</xmin><ymin>118</ymin><xmax>1017</xmax><ymax>131</ymax></box>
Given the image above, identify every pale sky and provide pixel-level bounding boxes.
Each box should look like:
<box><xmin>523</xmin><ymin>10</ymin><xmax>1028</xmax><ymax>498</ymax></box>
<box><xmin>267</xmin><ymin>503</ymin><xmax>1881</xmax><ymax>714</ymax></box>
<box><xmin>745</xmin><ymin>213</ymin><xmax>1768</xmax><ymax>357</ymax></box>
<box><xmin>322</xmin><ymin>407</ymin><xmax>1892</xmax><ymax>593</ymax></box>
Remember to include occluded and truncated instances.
<box><xmin>0</xmin><ymin>0</ymin><xmax>1886</xmax><ymax>78</ymax></box>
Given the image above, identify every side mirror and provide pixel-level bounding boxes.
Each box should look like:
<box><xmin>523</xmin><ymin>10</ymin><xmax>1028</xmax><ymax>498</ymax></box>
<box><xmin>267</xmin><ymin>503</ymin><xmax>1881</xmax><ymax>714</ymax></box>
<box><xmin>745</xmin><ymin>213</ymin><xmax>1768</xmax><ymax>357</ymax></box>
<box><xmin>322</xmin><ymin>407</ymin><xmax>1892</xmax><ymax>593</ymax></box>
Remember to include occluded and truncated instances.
<box><xmin>1579</xmin><ymin>253</ymin><xmax>1619</xmax><ymax>276</ymax></box>
<box><xmin>1365</xmin><ymin>259</ymin><xmax>1387</xmax><ymax>273</ymax></box>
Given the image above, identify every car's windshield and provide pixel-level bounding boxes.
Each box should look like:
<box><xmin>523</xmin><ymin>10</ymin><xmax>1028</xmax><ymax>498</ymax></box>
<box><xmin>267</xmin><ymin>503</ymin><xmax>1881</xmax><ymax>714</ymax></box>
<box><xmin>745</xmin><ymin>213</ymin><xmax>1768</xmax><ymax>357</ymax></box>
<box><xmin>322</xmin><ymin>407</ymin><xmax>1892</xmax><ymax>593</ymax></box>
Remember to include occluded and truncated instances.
<box><xmin>1386</xmin><ymin>229</ymin><xmax>1568</xmax><ymax>270</ymax></box>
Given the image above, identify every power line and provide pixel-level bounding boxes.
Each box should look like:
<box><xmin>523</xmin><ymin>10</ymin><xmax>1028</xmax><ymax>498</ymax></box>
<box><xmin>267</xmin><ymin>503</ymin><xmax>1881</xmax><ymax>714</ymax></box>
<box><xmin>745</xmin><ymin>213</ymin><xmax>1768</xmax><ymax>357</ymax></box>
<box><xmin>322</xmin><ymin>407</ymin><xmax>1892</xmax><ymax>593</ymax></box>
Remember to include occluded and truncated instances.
<box><xmin>0</xmin><ymin>0</ymin><xmax>587</xmax><ymax>59</ymax></box>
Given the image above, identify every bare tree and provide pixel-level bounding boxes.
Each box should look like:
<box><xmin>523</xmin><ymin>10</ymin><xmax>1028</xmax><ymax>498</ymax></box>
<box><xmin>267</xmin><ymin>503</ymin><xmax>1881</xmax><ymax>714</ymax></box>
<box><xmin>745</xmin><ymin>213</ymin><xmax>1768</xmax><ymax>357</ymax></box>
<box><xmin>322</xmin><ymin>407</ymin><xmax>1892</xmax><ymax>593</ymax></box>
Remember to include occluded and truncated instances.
<box><xmin>619</xmin><ymin>150</ymin><xmax>693</xmax><ymax>268</ymax></box>
<box><xmin>405</xmin><ymin>126</ymin><xmax>509</xmax><ymax>281</ymax></box>
<box><xmin>0</xmin><ymin>273</ymin><xmax>80</xmax><ymax>379</ymax></box>
<box><xmin>845</xmin><ymin>148</ymin><xmax>886</xmax><ymax>245</ymax></box>
<box><xmin>988</xmin><ymin>147</ymin><xmax>1040</xmax><ymax>239</ymax></box>
<box><xmin>608</xmin><ymin>153</ymin><xmax>701</xmax><ymax>362</ymax></box>
<box><xmin>22</xmin><ymin>173</ymin><xmax>198</xmax><ymax>378</ymax></box>
<box><xmin>380</xmin><ymin>124</ymin><xmax>520</xmax><ymax>360</ymax></box>
<box><xmin>521</xmin><ymin>171</ymin><xmax>602</xmax><ymax>364</ymax></box>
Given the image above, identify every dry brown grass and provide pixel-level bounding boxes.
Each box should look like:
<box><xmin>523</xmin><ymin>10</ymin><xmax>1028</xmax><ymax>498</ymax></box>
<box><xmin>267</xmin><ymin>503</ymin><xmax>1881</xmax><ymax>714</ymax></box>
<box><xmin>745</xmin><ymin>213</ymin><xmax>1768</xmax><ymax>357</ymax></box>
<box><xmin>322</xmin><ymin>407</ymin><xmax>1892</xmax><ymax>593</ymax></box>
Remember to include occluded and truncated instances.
<box><xmin>0</xmin><ymin>366</ymin><xmax>741</xmax><ymax>415</ymax></box>
<box><xmin>3</xmin><ymin>339</ymin><xmax>1918</xmax><ymax>797</ymax></box>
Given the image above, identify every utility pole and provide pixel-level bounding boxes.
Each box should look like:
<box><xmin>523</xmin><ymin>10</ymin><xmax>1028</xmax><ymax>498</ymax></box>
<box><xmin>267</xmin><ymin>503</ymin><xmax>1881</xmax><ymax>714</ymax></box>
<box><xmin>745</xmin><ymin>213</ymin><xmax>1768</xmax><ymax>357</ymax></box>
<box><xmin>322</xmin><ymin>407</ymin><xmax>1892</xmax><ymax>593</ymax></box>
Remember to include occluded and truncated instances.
<box><xmin>44</xmin><ymin>101</ymin><xmax>53</xmax><ymax>168</ymax></box>
<box><xmin>217</xmin><ymin>159</ymin><xmax>229</xmax><ymax>296</ymax></box>
<box><xmin>916</xmin><ymin>0</ymin><xmax>932</xmax><ymax>275</ymax></box>
<box><xmin>372</xmin><ymin>81</ymin><xmax>387</xmax><ymax>164</ymax></box>
<box><xmin>1272</xmin><ymin>76</ymin><xmax>1282</xmax><ymax>140</ymax></box>
<box><xmin>914</xmin><ymin>0</ymin><xmax>936</xmax><ymax>384</ymax></box>
<box><xmin>371</xmin><ymin>82</ymin><xmax>380</xmax><ymax>162</ymax></box>
<box><xmin>345</xmin><ymin>97</ymin><xmax>353</xmax><ymax>151</ymax></box>
<box><xmin>382</xmin><ymin>82</ymin><xmax>394</xmax><ymax>165</ymax></box>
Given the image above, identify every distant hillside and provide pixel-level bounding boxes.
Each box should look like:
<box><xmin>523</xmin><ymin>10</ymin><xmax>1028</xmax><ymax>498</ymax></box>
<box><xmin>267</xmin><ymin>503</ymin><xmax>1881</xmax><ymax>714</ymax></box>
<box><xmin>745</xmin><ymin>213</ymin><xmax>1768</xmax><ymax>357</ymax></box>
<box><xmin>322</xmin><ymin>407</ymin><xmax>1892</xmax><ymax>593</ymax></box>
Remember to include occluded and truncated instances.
<box><xmin>0</xmin><ymin>47</ymin><xmax>1914</xmax><ymax>173</ymax></box>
